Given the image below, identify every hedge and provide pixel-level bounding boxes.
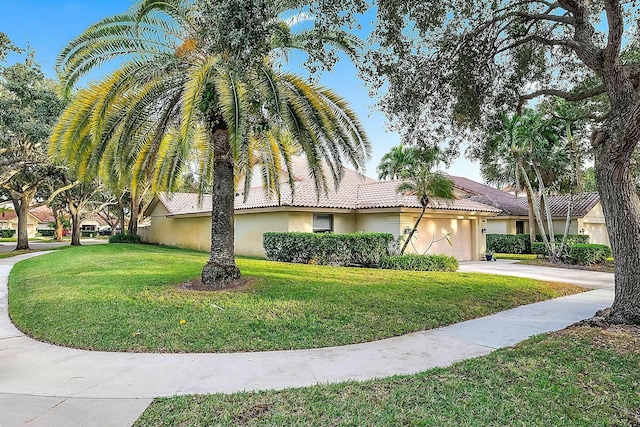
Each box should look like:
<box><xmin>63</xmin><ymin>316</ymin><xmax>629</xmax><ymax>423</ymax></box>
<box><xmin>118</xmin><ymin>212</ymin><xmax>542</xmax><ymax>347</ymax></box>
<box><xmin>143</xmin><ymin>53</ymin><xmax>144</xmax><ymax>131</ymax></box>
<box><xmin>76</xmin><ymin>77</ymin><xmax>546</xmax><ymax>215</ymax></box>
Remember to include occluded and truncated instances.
<box><xmin>531</xmin><ymin>242</ymin><xmax>547</xmax><ymax>257</ymax></box>
<box><xmin>38</xmin><ymin>229</ymin><xmax>55</xmax><ymax>237</ymax></box>
<box><xmin>487</xmin><ymin>233</ymin><xmax>590</xmax><ymax>254</ymax></box>
<box><xmin>569</xmin><ymin>244</ymin><xmax>612</xmax><ymax>265</ymax></box>
<box><xmin>263</xmin><ymin>232</ymin><xmax>394</xmax><ymax>267</ymax></box>
<box><xmin>1</xmin><ymin>230</ymin><xmax>16</xmax><ymax>238</ymax></box>
<box><xmin>378</xmin><ymin>254</ymin><xmax>459</xmax><ymax>272</ymax></box>
<box><xmin>109</xmin><ymin>233</ymin><xmax>142</xmax><ymax>244</ymax></box>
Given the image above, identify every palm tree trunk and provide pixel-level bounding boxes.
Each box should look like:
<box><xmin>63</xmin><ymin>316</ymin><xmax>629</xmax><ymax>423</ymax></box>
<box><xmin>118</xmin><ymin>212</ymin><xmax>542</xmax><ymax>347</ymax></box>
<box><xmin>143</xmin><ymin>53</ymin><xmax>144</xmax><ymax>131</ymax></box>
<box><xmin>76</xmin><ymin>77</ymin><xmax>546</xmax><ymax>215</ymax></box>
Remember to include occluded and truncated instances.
<box><xmin>201</xmin><ymin>122</ymin><xmax>240</xmax><ymax>287</ymax></box>
<box><xmin>400</xmin><ymin>206</ymin><xmax>427</xmax><ymax>255</ymax></box>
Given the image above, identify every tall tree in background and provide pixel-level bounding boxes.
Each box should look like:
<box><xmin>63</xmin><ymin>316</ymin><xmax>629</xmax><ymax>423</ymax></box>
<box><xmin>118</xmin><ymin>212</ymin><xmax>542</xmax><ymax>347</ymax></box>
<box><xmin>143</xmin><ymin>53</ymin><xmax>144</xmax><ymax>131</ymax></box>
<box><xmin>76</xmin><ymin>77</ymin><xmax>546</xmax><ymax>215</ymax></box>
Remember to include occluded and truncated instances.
<box><xmin>370</xmin><ymin>0</ymin><xmax>640</xmax><ymax>324</ymax></box>
<box><xmin>0</xmin><ymin>56</ymin><xmax>63</xmax><ymax>249</ymax></box>
<box><xmin>52</xmin><ymin>0</ymin><xmax>370</xmax><ymax>288</ymax></box>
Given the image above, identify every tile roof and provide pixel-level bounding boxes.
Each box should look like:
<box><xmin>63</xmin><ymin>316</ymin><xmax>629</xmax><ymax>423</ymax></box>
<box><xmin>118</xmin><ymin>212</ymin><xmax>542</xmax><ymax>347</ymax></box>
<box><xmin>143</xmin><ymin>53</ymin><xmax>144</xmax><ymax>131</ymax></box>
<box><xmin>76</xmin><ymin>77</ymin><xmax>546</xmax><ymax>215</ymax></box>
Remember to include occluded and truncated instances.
<box><xmin>513</xmin><ymin>192</ymin><xmax>600</xmax><ymax>218</ymax></box>
<box><xmin>29</xmin><ymin>206</ymin><xmax>55</xmax><ymax>224</ymax></box>
<box><xmin>448</xmin><ymin>176</ymin><xmax>529</xmax><ymax>216</ymax></box>
<box><xmin>157</xmin><ymin>161</ymin><xmax>502</xmax><ymax>215</ymax></box>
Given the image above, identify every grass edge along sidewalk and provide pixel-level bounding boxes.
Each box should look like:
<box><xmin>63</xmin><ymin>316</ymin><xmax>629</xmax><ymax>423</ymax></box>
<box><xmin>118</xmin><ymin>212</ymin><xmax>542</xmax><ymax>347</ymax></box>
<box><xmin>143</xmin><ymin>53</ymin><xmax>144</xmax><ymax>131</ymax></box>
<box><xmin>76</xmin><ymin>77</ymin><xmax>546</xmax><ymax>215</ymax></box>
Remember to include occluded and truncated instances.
<box><xmin>8</xmin><ymin>244</ymin><xmax>583</xmax><ymax>353</ymax></box>
<box><xmin>134</xmin><ymin>325</ymin><xmax>640</xmax><ymax>427</ymax></box>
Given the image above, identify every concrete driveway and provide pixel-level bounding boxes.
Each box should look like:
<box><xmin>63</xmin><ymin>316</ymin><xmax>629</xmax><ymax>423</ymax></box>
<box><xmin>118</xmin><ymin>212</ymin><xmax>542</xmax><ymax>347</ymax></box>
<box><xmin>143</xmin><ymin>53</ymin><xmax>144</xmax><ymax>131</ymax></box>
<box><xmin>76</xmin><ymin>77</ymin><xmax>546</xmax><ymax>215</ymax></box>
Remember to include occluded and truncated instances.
<box><xmin>459</xmin><ymin>259</ymin><xmax>614</xmax><ymax>289</ymax></box>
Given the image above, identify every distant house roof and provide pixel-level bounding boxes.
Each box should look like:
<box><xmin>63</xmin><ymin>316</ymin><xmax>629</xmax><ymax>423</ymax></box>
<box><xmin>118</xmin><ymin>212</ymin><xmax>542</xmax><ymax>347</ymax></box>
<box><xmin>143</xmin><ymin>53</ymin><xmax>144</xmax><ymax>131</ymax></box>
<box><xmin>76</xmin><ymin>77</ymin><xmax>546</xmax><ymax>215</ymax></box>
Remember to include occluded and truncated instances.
<box><xmin>29</xmin><ymin>206</ymin><xmax>55</xmax><ymax>224</ymax></box>
<box><xmin>448</xmin><ymin>176</ymin><xmax>529</xmax><ymax>216</ymax></box>
<box><xmin>155</xmin><ymin>161</ymin><xmax>502</xmax><ymax>216</ymax></box>
<box><xmin>513</xmin><ymin>192</ymin><xmax>601</xmax><ymax>218</ymax></box>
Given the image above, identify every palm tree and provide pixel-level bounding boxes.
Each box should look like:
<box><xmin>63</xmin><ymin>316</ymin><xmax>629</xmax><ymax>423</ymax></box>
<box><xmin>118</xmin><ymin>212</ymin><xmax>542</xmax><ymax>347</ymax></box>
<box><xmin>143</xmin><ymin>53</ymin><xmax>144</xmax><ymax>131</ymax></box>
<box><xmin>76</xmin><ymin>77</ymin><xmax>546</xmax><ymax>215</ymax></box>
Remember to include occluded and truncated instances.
<box><xmin>396</xmin><ymin>170</ymin><xmax>456</xmax><ymax>254</ymax></box>
<box><xmin>50</xmin><ymin>0</ymin><xmax>370</xmax><ymax>287</ymax></box>
<box><xmin>377</xmin><ymin>145</ymin><xmax>442</xmax><ymax>180</ymax></box>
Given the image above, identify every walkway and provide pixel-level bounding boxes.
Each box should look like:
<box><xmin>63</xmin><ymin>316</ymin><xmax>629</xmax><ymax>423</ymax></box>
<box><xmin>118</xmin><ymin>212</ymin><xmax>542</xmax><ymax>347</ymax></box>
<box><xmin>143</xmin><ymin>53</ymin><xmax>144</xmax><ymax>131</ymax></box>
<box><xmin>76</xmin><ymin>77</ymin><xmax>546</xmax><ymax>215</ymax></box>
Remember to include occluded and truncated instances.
<box><xmin>0</xmin><ymin>254</ymin><xmax>614</xmax><ymax>426</ymax></box>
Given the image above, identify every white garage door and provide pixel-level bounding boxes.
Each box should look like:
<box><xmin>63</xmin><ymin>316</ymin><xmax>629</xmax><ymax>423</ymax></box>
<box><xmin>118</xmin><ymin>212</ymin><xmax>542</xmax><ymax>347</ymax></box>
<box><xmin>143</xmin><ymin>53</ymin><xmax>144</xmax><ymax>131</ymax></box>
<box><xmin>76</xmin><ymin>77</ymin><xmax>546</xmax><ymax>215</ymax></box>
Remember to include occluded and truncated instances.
<box><xmin>413</xmin><ymin>218</ymin><xmax>473</xmax><ymax>261</ymax></box>
<box><xmin>583</xmin><ymin>222</ymin><xmax>610</xmax><ymax>246</ymax></box>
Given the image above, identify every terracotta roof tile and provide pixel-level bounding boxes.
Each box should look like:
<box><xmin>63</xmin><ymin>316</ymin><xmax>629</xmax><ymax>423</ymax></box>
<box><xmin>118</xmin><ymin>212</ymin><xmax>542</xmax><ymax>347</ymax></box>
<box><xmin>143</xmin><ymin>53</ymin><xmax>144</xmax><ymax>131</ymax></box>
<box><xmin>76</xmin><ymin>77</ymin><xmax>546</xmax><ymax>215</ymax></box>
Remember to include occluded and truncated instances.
<box><xmin>158</xmin><ymin>162</ymin><xmax>502</xmax><ymax>215</ymax></box>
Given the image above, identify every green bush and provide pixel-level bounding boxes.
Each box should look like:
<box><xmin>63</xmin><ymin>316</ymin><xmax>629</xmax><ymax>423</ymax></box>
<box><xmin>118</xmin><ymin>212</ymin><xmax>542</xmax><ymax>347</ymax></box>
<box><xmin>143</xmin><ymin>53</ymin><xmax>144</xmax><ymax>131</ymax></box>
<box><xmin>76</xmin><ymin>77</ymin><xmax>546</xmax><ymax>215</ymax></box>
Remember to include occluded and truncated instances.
<box><xmin>1</xmin><ymin>230</ymin><xmax>16</xmax><ymax>238</ymax></box>
<box><xmin>487</xmin><ymin>233</ymin><xmax>590</xmax><ymax>254</ymax></box>
<box><xmin>38</xmin><ymin>229</ymin><xmax>55</xmax><ymax>237</ymax></box>
<box><xmin>486</xmin><ymin>234</ymin><xmax>530</xmax><ymax>254</ymax></box>
<box><xmin>379</xmin><ymin>254</ymin><xmax>459</xmax><ymax>272</ymax></box>
<box><xmin>263</xmin><ymin>232</ymin><xmax>393</xmax><ymax>266</ymax></box>
<box><xmin>81</xmin><ymin>231</ymin><xmax>97</xmax><ymax>238</ymax></box>
<box><xmin>109</xmin><ymin>233</ymin><xmax>142</xmax><ymax>244</ymax></box>
<box><xmin>569</xmin><ymin>244</ymin><xmax>612</xmax><ymax>265</ymax></box>
<box><xmin>531</xmin><ymin>242</ymin><xmax>548</xmax><ymax>257</ymax></box>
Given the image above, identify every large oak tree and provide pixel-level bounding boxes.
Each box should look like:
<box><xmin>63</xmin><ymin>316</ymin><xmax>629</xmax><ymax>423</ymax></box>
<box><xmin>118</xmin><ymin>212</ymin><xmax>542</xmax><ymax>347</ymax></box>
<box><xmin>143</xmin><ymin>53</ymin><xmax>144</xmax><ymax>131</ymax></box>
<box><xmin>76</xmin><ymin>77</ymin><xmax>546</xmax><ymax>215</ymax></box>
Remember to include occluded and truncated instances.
<box><xmin>368</xmin><ymin>0</ymin><xmax>640</xmax><ymax>324</ymax></box>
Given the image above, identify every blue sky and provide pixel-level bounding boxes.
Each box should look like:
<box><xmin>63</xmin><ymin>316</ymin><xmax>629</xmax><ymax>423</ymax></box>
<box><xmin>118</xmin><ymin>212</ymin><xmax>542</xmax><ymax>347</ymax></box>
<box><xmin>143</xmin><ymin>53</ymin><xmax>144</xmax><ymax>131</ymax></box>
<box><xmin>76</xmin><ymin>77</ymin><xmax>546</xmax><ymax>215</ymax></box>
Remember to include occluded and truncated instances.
<box><xmin>0</xmin><ymin>0</ymin><xmax>483</xmax><ymax>182</ymax></box>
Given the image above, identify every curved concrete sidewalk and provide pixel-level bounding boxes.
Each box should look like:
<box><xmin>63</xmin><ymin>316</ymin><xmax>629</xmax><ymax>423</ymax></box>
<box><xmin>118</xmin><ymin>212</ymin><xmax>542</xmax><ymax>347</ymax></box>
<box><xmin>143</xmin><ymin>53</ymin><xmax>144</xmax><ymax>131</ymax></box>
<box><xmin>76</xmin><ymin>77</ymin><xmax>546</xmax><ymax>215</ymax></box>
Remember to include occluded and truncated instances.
<box><xmin>1</xmin><ymin>253</ymin><xmax>614</xmax><ymax>426</ymax></box>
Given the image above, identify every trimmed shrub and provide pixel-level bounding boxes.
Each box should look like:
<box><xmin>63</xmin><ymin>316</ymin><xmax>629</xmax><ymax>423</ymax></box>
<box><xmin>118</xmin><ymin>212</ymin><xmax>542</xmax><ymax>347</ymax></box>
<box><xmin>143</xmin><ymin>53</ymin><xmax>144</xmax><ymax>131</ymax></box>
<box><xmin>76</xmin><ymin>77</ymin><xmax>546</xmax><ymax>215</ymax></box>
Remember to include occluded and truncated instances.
<box><xmin>379</xmin><ymin>254</ymin><xmax>459</xmax><ymax>272</ymax></box>
<box><xmin>263</xmin><ymin>232</ymin><xmax>394</xmax><ymax>266</ymax></box>
<box><xmin>487</xmin><ymin>233</ymin><xmax>590</xmax><ymax>254</ymax></box>
<box><xmin>1</xmin><ymin>230</ymin><xmax>16</xmax><ymax>238</ymax></box>
<box><xmin>38</xmin><ymin>229</ymin><xmax>55</xmax><ymax>237</ymax></box>
<box><xmin>109</xmin><ymin>233</ymin><xmax>142</xmax><ymax>244</ymax></box>
<box><xmin>486</xmin><ymin>234</ymin><xmax>530</xmax><ymax>254</ymax></box>
<box><xmin>569</xmin><ymin>244</ymin><xmax>612</xmax><ymax>265</ymax></box>
<box><xmin>81</xmin><ymin>231</ymin><xmax>97</xmax><ymax>238</ymax></box>
<box><xmin>531</xmin><ymin>242</ymin><xmax>548</xmax><ymax>257</ymax></box>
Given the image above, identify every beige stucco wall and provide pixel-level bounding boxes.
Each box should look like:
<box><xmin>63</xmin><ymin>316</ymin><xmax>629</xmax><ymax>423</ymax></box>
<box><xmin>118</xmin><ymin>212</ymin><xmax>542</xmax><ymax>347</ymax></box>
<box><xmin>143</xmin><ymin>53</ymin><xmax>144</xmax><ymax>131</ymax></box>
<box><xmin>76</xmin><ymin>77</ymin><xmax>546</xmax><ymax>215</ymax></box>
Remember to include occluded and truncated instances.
<box><xmin>355</xmin><ymin>212</ymin><xmax>402</xmax><ymax>235</ymax></box>
<box><xmin>578</xmin><ymin>202</ymin><xmax>609</xmax><ymax>245</ymax></box>
<box><xmin>236</xmin><ymin>211</ymin><xmax>290</xmax><ymax>256</ymax></box>
<box><xmin>143</xmin><ymin>203</ymin><xmax>212</xmax><ymax>251</ymax></box>
<box><xmin>144</xmin><ymin>203</ymin><xmax>487</xmax><ymax>261</ymax></box>
<box><xmin>288</xmin><ymin>212</ymin><xmax>312</xmax><ymax>232</ymax></box>
<box><xmin>486</xmin><ymin>219</ymin><xmax>509</xmax><ymax>234</ymax></box>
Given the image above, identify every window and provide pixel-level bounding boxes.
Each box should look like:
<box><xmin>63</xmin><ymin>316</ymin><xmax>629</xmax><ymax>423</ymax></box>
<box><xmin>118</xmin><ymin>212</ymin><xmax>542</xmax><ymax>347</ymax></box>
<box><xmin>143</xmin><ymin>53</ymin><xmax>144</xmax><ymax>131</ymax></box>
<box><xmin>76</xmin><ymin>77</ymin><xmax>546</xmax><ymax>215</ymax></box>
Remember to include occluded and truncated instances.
<box><xmin>313</xmin><ymin>214</ymin><xmax>334</xmax><ymax>233</ymax></box>
<box><xmin>515</xmin><ymin>220</ymin><xmax>525</xmax><ymax>235</ymax></box>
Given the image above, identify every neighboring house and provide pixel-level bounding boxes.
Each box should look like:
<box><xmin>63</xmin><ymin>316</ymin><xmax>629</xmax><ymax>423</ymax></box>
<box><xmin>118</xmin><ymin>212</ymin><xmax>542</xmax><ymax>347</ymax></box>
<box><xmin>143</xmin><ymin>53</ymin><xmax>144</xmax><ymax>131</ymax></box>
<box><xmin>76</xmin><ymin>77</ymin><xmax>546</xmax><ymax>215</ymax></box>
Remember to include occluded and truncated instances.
<box><xmin>142</xmin><ymin>162</ymin><xmax>502</xmax><ymax>261</ymax></box>
<box><xmin>81</xmin><ymin>213</ymin><xmax>112</xmax><ymax>234</ymax></box>
<box><xmin>30</xmin><ymin>206</ymin><xmax>56</xmax><ymax>234</ymax></box>
<box><xmin>450</xmin><ymin>176</ymin><xmax>608</xmax><ymax>245</ymax></box>
<box><xmin>0</xmin><ymin>209</ymin><xmax>45</xmax><ymax>238</ymax></box>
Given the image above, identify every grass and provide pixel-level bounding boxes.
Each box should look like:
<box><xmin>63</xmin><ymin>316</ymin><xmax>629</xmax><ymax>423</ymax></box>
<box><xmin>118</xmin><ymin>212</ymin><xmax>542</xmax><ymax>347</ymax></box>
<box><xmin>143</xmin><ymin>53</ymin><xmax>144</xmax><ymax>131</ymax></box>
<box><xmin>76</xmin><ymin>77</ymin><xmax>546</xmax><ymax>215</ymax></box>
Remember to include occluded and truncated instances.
<box><xmin>8</xmin><ymin>244</ymin><xmax>582</xmax><ymax>353</ymax></box>
<box><xmin>493</xmin><ymin>253</ymin><xmax>537</xmax><ymax>260</ymax></box>
<box><xmin>134</xmin><ymin>326</ymin><xmax>640</xmax><ymax>427</ymax></box>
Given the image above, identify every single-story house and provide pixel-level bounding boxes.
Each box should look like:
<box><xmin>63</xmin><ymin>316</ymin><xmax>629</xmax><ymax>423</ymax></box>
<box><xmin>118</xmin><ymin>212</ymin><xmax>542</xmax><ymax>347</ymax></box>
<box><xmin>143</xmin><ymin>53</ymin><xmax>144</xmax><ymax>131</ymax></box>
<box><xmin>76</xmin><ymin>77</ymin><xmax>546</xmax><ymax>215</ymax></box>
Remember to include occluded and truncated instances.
<box><xmin>141</xmin><ymin>162</ymin><xmax>504</xmax><ymax>261</ymax></box>
<box><xmin>451</xmin><ymin>177</ymin><xmax>608</xmax><ymax>245</ymax></box>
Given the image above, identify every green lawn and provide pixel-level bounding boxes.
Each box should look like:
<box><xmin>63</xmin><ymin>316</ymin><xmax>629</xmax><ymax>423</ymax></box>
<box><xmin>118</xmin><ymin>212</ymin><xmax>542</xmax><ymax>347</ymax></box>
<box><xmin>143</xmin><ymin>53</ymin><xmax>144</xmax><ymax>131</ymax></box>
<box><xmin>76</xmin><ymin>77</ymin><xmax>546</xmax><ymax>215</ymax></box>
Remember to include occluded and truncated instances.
<box><xmin>9</xmin><ymin>244</ymin><xmax>582</xmax><ymax>353</ymax></box>
<box><xmin>493</xmin><ymin>253</ymin><xmax>537</xmax><ymax>260</ymax></box>
<box><xmin>135</xmin><ymin>326</ymin><xmax>640</xmax><ymax>426</ymax></box>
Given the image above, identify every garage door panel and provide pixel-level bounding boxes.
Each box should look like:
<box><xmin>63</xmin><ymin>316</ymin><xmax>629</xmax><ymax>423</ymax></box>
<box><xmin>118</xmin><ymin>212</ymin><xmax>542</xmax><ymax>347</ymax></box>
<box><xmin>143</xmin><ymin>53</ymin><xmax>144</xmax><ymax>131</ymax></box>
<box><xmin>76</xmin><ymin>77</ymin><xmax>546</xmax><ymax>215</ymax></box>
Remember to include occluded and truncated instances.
<box><xmin>412</xmin><ymin>218</ymin><xmax>472</xmax><ymax>261</ymax></box>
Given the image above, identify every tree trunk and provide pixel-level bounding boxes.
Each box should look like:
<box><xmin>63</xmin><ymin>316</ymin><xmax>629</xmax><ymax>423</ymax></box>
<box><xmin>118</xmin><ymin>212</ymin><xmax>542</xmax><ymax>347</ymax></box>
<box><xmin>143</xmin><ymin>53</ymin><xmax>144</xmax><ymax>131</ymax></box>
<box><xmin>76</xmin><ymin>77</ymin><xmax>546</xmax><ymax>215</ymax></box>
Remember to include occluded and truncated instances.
<box><xmin>13</xmin><ymin>190</ymin><xmax>34</xmax><ymax>250</ymax></box>
<box><xmin>400</xmin><ymin>205</ymin><xmax>426</xmax><ymax>255</ymax></box>
<box><xmin>595</xmin><ymin>136</ymin><xmax>640</xmax><ymax>324</ymax></box>
<box><xmin>201</xmin><ymin>123</ymin><xmax>240</xmax><ymax>287</ymax></box>
<box><xmin>52</xmin><ymin>206</ymin><xmax>64</xmax><ymax>242</ymax></box>
<box><xmin>525</xmin><ymin>188</ymin><xmax>536</xmax><ymax>244</ymax></box>
<box><xmin>128</xmin><ymin>192</ymin><xmax>140</xmax><ymax>235</ymax></box>
<box><xmin>118</xmin><ymin>197</ymin><xmax>125</xmax><ymax>235</ymax></box>
<box><xmin>68</xmin><ymin>202</ymin><xmax>81</xmax><ymax>246</ymax></box>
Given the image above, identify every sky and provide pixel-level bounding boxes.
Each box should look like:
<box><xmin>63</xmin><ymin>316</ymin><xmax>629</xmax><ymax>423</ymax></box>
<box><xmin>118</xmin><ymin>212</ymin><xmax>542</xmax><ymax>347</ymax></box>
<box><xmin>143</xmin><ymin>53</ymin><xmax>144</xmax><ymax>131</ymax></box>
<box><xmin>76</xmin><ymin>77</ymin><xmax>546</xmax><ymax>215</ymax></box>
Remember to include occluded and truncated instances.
<box><xmin>0</xmin><ymin>0</ymin><xmax>484</xmax><ymax>182</ymax></box>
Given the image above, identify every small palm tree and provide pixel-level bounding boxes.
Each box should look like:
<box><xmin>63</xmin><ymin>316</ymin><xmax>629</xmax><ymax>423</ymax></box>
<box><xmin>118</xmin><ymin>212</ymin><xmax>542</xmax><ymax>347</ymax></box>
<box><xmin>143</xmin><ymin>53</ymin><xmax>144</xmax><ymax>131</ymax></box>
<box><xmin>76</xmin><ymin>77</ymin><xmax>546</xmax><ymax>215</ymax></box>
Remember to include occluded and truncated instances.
<box><xmin>397</xmin><ymin>170</ymin><xmax>456</xmax><ymax>254</ymax></box>
<box><xmin>51</xmin><ymin>0</ymin><xmax>370</xmax><ymax>287</ymax></box>
<box><xmin>377</xmin><ymin>145</ymin><xmax>442</xmax><ymax>180</ymax></box>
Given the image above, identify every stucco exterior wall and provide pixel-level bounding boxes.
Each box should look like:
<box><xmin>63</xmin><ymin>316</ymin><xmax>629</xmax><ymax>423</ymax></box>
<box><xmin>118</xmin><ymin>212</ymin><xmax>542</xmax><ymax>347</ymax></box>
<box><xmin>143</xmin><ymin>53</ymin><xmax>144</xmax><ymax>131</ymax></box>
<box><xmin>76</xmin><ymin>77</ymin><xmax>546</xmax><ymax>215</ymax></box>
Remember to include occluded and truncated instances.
<box><xmin>287</xmin><ymin>212</ymin><xmax>313</xmax><ymax>232</ymax></box>
<box><xmin>578</xmin><ymin>202</ymin><xmax>609</xmax><ymax>245</ymax></box>
<box><xmin>355</xmin><ymin>212</ymin><xmax>402</xmax><ymax>236</ymax></box>
<box><xmin>236</xmin><ymin>211</ymin><xmax>290</xmax><ymax>256</ymax></box>
<box><xmin>486</xmin><ymin>219</ymin><xmax>509</xmax><ymax>234</ymax></box>
<box><xmin>143</xmin><ymin>204</ymin><xmax>212</xmax><ymax>251</ymax></box>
